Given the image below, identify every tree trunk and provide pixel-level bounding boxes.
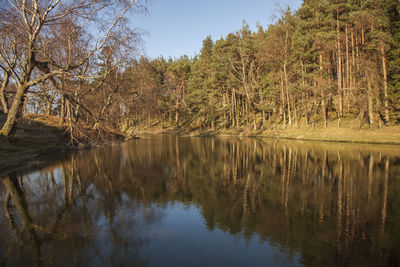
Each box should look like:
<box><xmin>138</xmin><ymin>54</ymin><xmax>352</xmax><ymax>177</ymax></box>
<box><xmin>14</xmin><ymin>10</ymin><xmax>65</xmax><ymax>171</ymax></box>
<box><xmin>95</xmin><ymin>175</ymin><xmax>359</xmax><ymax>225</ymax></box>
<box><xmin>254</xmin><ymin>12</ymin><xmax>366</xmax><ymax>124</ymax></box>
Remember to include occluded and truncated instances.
<box><xmin>259</xmin><ymin>87</ymin><xmax>264</xmax><ymax>129</ymax></box>
<box><xmin>0</xmin><ymin>84</ymin><xmax>27</xmax><ymax>136</ymax></box>
<box><xmin>345</xmin><ymin>24</ymin><xmax>350</xmax><ymax>114</ymax></box>
<box><xmin>381</xmin><ymin>44</ymin><xmax>389</xmax><ymax>124</ymax></box>
<box><xmin>235</xmin><ymin>94</ymin><xmax>239</xmax><ymax>129</ymax></box>
<box><xmin>337</xmin><ymin>13</ymin><xmax>343</xmax><ymax>118</ymax></box>
<box><xmin>0</xmin><ymin>71</ymin><xmax>11</xmax><ymax>114</ymax></box>
<box><xmin>261</xmin><ymin>109</ymin><xmax>265</xmax><ymax>130</ymax></box>
<box><xmin>350</xmin><ymin>28</ymin><xmax>356</xmax><ymax>114</ymax></box>
<box><xmin>284</xmin><ymin>63</ymin><xmax>292</xmax><ymax>126</ymax></box>
<box><xmin>175</xmin><ymin>100</ymin><xmax>179</xmax><ymax>129</ymax></box>
<box><xmin>367</xmin><ymin>76</ymin><xmax>374</xmax><ymax>126</ymax></box>
<box><xmin>280</xmin><ymin>70</ymin><xmax>286</xmax><ymax>129</ymax></box>
<box><xmin>300</xmin><ymin>59</ymin><xmax>309</xmax><ymax>125</ymax></box>
<box><xmin>47</xmin><ymin>94</ymin><xmax>55</xmax><ymax>116</ymax></box>
<box><xmin>355</xmin><ymin>35</ymin><xmax>360</xmax><ymax>72</ymax></box>
<box><xmin>351</xmin><ymin>29</ymin><xmax>356</xmax><ymax>88</ymax></box>
<box><xmin>223</xmin><ymin>92</ymin><xmax>227</xmax><ymax>127</ymax></box>
<box><xmin>293</xmin><ymin>98</ymin><xmax>298</xmax><ymax>127</ymax></box>
<box><xmin>231</xmin><ymin>90</ymin><xmax>235</xmax><ymax>128</ymax></box>
<box><xmin>60</xmin><ymin>95</ymin><xmax>65</xmax><ymax>124</ymax></box>
<box><xmin>319</xmin><ymin>53</ymin><xmax>327</xmax><ymax>128</ymax></box>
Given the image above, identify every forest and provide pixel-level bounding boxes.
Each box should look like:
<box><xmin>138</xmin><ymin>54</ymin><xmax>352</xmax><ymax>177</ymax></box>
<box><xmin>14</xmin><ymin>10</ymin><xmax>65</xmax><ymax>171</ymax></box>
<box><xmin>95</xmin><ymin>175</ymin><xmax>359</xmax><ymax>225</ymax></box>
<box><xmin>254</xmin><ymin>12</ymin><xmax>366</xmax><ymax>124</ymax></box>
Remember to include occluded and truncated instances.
<box><xmin>0</xmin><ymin>0</ymin><xmax>399</xmax><ymax>138</ymax></box>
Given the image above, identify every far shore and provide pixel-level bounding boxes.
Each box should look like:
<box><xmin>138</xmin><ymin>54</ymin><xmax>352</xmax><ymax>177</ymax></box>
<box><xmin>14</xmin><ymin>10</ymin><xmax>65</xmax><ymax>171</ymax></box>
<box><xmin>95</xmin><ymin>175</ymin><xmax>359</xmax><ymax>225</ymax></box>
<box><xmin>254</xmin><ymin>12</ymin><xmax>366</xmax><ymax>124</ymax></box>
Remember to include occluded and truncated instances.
<box><xmin>1</xmin><ymin>114</ymin><xmax>400</xmax><ymax>177</ymax></box>
<box><xmin>136</xmin><ymin>120</ymin><xmax>400</xmax><ymax>146</ymax></box>
<box><xmin>185</xmin><ymin>127</ymin><xmax>400</xmax><ymax>146</ymax></box>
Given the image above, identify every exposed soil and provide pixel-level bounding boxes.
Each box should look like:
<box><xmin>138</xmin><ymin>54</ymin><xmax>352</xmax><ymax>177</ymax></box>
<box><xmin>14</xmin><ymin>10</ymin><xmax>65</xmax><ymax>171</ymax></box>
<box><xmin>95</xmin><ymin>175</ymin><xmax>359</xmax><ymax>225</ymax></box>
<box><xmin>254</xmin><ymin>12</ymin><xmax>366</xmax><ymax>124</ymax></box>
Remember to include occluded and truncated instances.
<box><xmin>0</xmin><ymin>114</ymin><xmax>125</xmax><ymax>177</ymax></box>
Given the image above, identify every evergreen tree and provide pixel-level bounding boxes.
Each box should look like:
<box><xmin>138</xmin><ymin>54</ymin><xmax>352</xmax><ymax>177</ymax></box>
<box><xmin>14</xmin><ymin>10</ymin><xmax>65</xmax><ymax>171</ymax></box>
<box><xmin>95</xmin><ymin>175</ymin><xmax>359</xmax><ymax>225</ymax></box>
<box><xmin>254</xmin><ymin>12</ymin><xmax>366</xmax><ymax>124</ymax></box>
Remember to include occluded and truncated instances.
<box><xmin>115</xmin><ymin>0</ymin><xmax>400</xmax><ymax>131</ymax></box>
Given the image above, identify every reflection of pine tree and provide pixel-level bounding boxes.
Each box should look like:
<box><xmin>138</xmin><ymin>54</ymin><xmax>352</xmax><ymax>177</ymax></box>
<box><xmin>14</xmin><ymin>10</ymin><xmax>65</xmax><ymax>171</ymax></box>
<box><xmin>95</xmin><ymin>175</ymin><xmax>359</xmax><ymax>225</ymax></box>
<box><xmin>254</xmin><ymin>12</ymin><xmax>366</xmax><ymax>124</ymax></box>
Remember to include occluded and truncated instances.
<box><xmin>2</xmin><ymin>137</ymin><xmax>400</xmax><ymax>266</ymax></box>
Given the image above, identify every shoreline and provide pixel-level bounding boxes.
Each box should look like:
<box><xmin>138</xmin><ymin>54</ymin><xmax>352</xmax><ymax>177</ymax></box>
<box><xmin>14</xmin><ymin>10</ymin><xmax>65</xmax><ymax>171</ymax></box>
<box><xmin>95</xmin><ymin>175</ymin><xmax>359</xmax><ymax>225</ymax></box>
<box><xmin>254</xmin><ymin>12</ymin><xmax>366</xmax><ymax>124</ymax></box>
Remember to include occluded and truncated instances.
<box><xmin>137</xmin><ymin>124</ymin><xmax>400</xmax><ymax>146</ymax></box>
<box><xmin>191</xmin><ymin>130</ymin><xmax>400</xmax><ymax>146</ymax></box>
<box><xmin>2</xmin><ymin>115</ymin><xmax>400</xmax><ymax>177</ymax></box>
<box><xmin>0</xmin><ymin>114</ymin><xmax>125</xmax><ymax>178</ymax></box>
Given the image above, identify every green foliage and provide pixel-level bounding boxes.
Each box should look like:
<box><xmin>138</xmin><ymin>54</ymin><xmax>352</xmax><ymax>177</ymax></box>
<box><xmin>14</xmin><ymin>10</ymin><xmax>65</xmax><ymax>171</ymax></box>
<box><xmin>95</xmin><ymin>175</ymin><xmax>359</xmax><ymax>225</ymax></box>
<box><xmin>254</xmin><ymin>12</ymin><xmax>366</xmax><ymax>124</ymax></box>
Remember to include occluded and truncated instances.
<box><xmin>119</xmin><ymin>0</ymin><xmax>400</xmax><ymax>130</ymax></box>
<box><xmin>388</xmin><ymin>6</ymin><xmax>400</xmax><ymax>120</ymax></box>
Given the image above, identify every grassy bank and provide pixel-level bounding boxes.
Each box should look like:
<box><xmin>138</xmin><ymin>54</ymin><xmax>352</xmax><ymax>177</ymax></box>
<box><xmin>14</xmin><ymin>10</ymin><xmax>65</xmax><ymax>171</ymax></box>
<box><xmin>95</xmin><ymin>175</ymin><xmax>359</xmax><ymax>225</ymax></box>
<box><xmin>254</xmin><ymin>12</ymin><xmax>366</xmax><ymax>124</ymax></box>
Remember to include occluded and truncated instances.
<box><xmin>132</xmin><ymin>118</ymin><xmax>400</xmax><ymax>145</ymax></box>
<box><xmin>189</xmin><ymin>126</ymin><xmax>400</xmax><ymax>145</ymax></box>
<box><xmin>0</xmin><ymin>114</ymin><xmax>125</xmax><ymax>177</ymax></box>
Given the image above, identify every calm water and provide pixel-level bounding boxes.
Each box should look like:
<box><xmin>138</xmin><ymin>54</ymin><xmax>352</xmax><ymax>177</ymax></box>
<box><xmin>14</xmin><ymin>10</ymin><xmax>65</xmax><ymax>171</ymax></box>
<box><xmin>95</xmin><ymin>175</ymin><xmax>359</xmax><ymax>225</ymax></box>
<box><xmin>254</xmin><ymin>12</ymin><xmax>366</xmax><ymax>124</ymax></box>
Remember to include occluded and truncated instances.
<box><xmin>1</xmin><ymin>135</ymin><xmax>400</xmax><ymax>266</ymax></box>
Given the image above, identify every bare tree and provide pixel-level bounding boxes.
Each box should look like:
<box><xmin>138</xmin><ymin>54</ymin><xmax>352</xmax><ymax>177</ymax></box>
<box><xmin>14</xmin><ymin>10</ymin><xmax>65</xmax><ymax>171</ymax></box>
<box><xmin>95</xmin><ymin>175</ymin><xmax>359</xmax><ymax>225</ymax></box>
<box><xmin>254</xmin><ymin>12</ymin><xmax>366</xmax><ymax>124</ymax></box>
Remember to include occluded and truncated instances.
<box><xmin>0</xmin><ymin>0</ymin><xmax>144</xmax><ymax>136</ymax></box>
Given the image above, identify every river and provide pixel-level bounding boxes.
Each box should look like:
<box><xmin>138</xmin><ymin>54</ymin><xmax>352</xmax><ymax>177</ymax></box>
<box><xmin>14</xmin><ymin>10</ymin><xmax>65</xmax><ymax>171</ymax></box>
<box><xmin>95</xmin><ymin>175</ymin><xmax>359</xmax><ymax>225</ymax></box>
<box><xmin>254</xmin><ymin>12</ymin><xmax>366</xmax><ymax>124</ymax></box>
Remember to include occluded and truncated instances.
<box><xmin>1</xmin><ymin>135</ymin><xmax>400</xmax><ymax>266</ymax></box>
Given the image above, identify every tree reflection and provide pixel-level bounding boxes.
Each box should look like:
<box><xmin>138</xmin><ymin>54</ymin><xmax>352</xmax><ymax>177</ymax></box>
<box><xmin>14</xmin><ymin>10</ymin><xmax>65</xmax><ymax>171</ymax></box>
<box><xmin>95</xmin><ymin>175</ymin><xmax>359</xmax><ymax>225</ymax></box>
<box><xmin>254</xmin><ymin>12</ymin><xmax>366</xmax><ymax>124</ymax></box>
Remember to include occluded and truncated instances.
<box><xmin>118</xmin><ymin>136</ymin><xmax>400</xmax><ymax>266</ymax></box>
<box><xmin>1</xmin><ymin>136</ymin><xmax>400</xmax><ymax>266</ymax></box>
<box><xmin>0</xmin><ymin>156</ymin><xmax>159</xmax><ymax>266</ymax></box>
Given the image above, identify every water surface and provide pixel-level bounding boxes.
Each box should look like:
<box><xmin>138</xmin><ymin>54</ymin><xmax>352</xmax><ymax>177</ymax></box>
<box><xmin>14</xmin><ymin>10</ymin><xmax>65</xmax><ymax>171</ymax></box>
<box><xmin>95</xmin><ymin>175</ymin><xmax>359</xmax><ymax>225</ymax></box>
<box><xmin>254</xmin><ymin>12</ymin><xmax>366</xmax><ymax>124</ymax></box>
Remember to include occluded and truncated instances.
<box><xmin>1</xmin><ymin>135</ymin><xmax>400</xmax><ymax>266</ymax></box>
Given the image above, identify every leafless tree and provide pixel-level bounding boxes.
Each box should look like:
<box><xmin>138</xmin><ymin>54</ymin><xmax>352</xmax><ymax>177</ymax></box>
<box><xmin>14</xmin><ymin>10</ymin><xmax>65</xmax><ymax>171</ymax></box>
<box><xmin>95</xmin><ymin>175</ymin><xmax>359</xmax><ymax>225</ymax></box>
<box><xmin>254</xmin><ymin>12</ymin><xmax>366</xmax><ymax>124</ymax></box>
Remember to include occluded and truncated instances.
<box><xmin>0</xmin><ymin>0</ymin><xmax>145</xmax><ymax>136</ymax></box>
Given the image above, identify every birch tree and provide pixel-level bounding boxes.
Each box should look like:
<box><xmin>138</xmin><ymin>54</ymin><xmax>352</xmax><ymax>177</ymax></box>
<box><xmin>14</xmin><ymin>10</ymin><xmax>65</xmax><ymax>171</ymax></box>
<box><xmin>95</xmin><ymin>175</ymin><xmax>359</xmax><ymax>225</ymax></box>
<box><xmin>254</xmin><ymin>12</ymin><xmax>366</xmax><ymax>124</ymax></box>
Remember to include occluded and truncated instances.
<box><xmin>0</xmin><ymin>0</ymin><xmax>143</xmax><ymax>136</ymax></box>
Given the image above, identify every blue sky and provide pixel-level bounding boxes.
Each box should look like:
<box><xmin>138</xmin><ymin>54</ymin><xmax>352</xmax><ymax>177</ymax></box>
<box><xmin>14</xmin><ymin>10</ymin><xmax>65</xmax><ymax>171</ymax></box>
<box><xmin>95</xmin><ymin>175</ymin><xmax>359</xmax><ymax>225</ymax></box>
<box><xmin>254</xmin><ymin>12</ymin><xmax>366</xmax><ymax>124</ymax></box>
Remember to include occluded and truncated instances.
<box><xmin>131</xmin><ymin>0</ymin><xmax>303</xmax><ymax>59</ymax></box>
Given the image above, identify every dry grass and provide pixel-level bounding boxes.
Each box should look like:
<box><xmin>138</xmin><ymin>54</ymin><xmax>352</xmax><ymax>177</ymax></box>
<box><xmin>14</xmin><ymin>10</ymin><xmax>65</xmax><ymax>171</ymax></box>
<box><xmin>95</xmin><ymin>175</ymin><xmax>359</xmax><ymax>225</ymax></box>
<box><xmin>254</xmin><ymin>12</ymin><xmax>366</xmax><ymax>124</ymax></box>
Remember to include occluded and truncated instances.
<box><xmin>129</xmin><ymin>117</ymin><xmax>400</xmax><ymax>145</ymax></box>
<box><xmin>187</xmin><ymin>118</ymin><xmax>400</xmax><ymax>145</ymax></box>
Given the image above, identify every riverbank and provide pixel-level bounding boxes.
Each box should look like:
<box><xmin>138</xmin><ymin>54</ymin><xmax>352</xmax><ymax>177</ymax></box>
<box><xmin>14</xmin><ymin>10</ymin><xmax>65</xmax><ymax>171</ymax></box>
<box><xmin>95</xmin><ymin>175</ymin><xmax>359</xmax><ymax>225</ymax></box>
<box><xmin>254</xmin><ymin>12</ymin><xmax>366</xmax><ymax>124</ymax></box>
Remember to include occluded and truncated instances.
<box><xmin>0</xmin><ymin>114</ymin><xmax>125</xmax><ymax>177</ymax></box>
<box><xmin>189</xmin><ymin>127</ymin><xmax>400</xmax><ymax>145</ymax></box>
<box><xmin>133</xmin><ymin>118</ymin><xmax>400</xmax><ymax>145</ymax></box>
<box><xmin>2</xmin><ymin>115</ymin><xmax>400</xmax><ymax>177</ymax></box>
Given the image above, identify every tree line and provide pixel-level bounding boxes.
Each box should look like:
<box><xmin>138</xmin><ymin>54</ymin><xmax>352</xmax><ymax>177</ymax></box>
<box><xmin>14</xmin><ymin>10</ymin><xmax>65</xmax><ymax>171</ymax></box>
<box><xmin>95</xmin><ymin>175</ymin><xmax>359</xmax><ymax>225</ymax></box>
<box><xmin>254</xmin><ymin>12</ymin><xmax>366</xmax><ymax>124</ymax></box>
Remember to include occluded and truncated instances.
<box><xmin>138</xmin><ymin>0</ymin><xmax>400</xmax><ymax>131</ymax></box>
<box><xmin>1</xmin><ymin>0</ymin><xmax>399</xmax><ymax>137</ymax></box>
